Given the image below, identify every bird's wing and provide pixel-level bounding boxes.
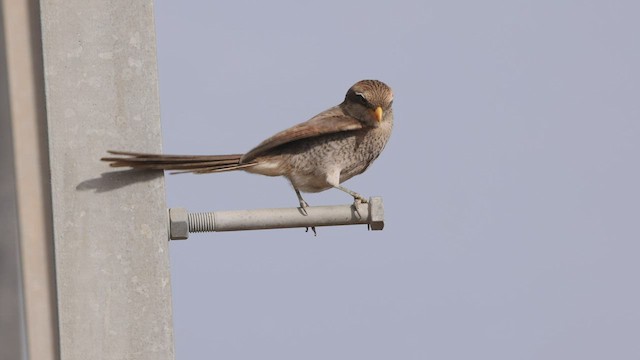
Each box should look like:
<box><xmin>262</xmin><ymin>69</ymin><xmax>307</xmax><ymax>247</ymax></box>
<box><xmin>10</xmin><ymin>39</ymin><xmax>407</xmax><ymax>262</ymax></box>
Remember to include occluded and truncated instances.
<box><xmin>240</xmin><ymin>107</ymin><xmax>365</xmax><ymax>163</ymax></box>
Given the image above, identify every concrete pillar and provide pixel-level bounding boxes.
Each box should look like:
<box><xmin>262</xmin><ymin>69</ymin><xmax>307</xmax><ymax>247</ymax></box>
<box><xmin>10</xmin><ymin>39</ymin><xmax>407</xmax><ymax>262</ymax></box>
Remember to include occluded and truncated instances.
<box><xmin>1</xmin><ymin>0</ymin><xmax>56</xmax><ymax>359</ymax></box>
<box><xmin>2</xmin><ymin>0</ymin><xmax>175</xmax><ymax>358</ymax></box>
<box><xmin>39</xmin><ymin>0</ymin><xmax>175</xmax><ymax>357</ymax></box>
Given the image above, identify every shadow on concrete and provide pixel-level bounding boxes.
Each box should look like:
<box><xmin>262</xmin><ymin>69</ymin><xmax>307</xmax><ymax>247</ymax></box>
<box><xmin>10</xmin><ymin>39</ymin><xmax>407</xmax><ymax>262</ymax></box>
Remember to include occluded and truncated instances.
<box><xmin>76</xmin><ymin>169</ymin><xmax>163</xmax><ymax>193</ymax></box>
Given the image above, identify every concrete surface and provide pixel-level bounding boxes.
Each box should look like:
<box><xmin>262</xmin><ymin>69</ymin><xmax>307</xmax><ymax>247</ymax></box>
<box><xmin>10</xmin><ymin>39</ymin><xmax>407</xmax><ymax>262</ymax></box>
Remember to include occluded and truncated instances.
<box><xmin>39</xmin><ymin>0</ymin><xmax>175</xmax><ymax>358</ymax></box>
<box><xmin>1</xmin><ymin>0</ymin><xmax>57</xmax><ymax>358</ymax></box>
<box><xmin>0</xmin><ymin>5</ymin><xmax>26</xmax><ymax>357</ymax></box>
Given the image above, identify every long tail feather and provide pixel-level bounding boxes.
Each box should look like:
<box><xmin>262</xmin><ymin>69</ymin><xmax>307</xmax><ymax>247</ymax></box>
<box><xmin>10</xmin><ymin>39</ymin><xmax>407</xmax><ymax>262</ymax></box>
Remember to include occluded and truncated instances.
<box><xmin>101</xmin><ymin>150</ymin><xmax>254</xmax><ymax>174</ymax></box>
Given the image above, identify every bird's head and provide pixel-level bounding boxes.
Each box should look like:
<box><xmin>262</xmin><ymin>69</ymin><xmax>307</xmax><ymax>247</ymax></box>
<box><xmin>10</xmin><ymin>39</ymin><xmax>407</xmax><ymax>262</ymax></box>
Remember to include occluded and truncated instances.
<box><xmin>341</xmin><ymin>79</ymin><xmax>393</xmax><ymax>128</ymax></box>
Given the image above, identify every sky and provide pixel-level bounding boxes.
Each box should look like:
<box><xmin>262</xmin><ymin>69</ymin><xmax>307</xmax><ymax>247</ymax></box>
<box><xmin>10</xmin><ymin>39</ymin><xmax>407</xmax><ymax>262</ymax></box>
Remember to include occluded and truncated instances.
<box><xmin>154</xmin><ymin>1</ymin><xmax>640</xmax><ymax>359</ymax></box>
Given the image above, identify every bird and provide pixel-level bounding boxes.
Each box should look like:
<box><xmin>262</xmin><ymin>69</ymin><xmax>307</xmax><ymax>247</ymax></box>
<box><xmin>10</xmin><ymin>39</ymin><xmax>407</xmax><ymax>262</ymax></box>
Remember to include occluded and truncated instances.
<box><xmin>102</xmin><ymin>79</ymin><xmax>394</xmax><ymax>214</ymax></box>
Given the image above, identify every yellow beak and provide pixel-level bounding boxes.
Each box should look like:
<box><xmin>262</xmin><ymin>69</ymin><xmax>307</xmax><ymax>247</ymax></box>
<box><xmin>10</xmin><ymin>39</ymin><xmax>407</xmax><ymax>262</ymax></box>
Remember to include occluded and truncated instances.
<box><xmin>374</xmin><ymin>107</ymin><xmax>383</xmax><ymax>122</ymax></box>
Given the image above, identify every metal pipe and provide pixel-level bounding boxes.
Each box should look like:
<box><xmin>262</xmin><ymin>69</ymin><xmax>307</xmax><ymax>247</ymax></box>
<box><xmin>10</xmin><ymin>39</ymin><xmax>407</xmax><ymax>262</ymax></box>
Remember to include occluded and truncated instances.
<box><xmin>168</xmin><ymin>197</ymin><xmax>384</xmax><ymax>240</ymax></box>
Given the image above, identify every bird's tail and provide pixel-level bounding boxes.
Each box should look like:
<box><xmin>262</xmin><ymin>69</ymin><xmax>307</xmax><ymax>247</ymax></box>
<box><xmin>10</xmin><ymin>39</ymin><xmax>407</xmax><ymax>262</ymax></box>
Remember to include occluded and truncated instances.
<box><xmin>101</xmin><ymin>150</ymin><xmax>256</xmax><ymax>174</ymax></box>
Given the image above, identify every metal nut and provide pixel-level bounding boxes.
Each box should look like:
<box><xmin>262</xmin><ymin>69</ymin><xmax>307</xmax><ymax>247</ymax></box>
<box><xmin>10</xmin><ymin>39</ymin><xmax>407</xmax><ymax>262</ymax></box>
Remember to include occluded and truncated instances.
<box><xmin>368</xmin><ymin>197</ymin><xmax>384</xmax><ymax>230</ymax></box>
<box><xmin>169</xmin><ymin>208</ymin><xmax>189</xmax><ymax>240</ymax></box>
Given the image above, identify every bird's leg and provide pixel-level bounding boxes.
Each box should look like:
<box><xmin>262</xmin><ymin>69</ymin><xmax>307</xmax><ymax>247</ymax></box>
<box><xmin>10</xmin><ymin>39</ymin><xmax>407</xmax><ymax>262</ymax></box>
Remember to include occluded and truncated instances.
<box><xmin>334</xmin><ymin>185</ymin><xmax>368</xmax><ymax>204</ymax></box>
<box><xmin>325</xmin><ymin>170</ymin><xmax>368</xmax><ymax>205</ymax></box>
<box><xmin>294</xmin><ymin>188</ymin><xmax>316</xmax><ymax>236</ymax></box>
<box><xmin>295</xmin><ymin>188</ymin><xmax>310</xmax><ymax>215</ymax></box>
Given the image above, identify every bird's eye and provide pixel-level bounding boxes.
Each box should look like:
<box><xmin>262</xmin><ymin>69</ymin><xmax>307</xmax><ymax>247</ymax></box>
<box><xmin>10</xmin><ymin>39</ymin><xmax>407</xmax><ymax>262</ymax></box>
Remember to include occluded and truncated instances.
<box><xmin>353</xmin><ymin>92</ymin><xmax>369</xmax><ymax>106</ymax></box>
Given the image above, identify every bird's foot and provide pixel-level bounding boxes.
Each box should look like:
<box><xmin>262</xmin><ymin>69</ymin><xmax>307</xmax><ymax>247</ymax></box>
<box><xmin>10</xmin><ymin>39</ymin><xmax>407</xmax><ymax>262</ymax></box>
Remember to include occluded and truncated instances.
<box><xmin>334</xmin><ymin>185</ymin><xmax>367</xmax><ymax>207</ymax></box>
<box><xmin>352</xmin><ymin>195</ymin><xmax>368</xmax><ymax>219</ymax></box>
<box><xmin>353</xmin><ymin>194</ymin><xmax>368</xmax><ymax>205</ymax></box>
<box><xmin>299</xmin><ymin>199</ymin><xmax>310</xmax><ymax>216</ymax></box>
<box><xmin>298</xmin><ymin>199</ymin><xmax>317</xmax><ymax>235</ymax></box>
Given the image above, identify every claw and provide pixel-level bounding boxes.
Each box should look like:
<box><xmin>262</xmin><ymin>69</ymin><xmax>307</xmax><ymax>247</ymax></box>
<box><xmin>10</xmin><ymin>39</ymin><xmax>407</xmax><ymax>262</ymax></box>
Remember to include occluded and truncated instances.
<box><xmin>353</xmin><ymin>198</ymin><xmax>367</xmax><ymax>218</ymax></box>
<box><xmin>299</xmin><ymin>199</ymin><xmax>310</xmax><ymax>216</ymax></box>
<box><xmin>354</xmin><ymin>195</ymin><xmax>368</xmax><ymax>204</ymax></box>
<box><xmin>295</xmin><ymin>189</ymin><xmax>311</xmax><ymax>216</ymax></box>
<box><xmin>295</xmin><ymin>189</ymin><xmax>316</xmax><ymax>235</ymax></box>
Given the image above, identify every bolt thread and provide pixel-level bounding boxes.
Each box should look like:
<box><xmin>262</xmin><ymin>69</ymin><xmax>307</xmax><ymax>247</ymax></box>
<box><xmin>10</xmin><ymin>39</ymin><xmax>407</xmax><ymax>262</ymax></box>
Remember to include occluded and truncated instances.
<box><xmin>188</xmin><ymin>212</ymin><xmax>215</xmax><ymax>232</ymax></box>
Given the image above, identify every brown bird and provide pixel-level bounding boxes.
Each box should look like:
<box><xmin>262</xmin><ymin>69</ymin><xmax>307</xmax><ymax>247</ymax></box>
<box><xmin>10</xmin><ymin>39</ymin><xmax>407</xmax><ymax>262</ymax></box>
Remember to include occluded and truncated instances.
<box><xmin>102</xmin><ymin>79</ymin><xmax>394</xmax><ymax>211</ymax></box>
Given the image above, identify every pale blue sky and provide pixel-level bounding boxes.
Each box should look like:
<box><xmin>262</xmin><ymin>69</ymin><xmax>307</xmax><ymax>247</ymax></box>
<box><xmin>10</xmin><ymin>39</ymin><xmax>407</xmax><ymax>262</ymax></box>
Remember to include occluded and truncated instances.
<box><xmin>155</xmin><ymin>1</ymin><xmax>640</xmax><ymax>358</ymax></box>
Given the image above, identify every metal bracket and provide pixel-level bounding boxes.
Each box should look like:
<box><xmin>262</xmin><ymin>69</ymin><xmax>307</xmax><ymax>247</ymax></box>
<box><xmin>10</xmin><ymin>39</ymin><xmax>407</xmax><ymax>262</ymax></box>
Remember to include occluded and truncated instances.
<box><xmin>168</xmin><ymin>197</ymin><xmax>384</xmax><ymax>240</ymax></box>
